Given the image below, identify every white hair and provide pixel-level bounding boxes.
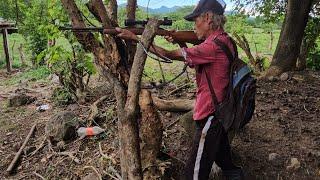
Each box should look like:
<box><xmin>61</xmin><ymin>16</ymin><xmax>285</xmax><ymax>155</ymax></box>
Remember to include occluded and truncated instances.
<box><xmin>200</xmin><ymin>12</ymin><xmax>227</xmax><ymax>30</ymax></box>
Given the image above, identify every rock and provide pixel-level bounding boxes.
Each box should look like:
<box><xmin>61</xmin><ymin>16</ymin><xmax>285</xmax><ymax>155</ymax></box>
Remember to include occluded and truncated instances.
<box><xmin>23</xmin><ymin>146</ymin><xmax>36</xmax><ymax>156</ymax></box>
<box><xmin>82</xmin><ymin>173</ymin><xmax>100</xmax><ymax>180</ymax></box>
<box><xmin>268</xmin><ymin>153</ymin><xmax>281</xmax><ymax>166</ymax></box>
<box><xmin>41</xmin><ymin>157</ymin><xmax>47</xmax><ymax>163</ymax></box>
<box><xmin>267</xmin><ymin>76</ymin><xmax>275</xmax><ymax>81</ymax></box>
<box><xmin>179</xmin><ymin>111</ymin><xmax>196</xmax><ymax>139</ymax></box>
<box><xmin>286</xmin><ymin>158</ymin><xmax>301</xmax><ymax>171</ymax></box>
<box><xmin>268</xmin><ymin>153</ymin><xmax>280</xmax><ymax>161</ymax></box>
<box><xmin>67</xmin><ymin>104</ymin><xmax>79</xmax><ymax>112</ymax></box>
<box><xmin>280</xmin><ymin>72</ymin><xmax>289</xmax><ymax>81</ymax></box>
<box><xmin>8</xmin><ymin>93</ymin><xmax>36</xmax><ymax>107</ymax></box>
<box><xmin>308</xmin><ymin>150</ymin><xmax>320</xmax><ymax>158</ymax></box>
<box><xmin>57</xmin><ymin>141</ymin><xmax>66</xmax><ymax>151</ymax></box>
<box><xmin>6</xmin><ymin>132</ymin><xmax>12</xmax><ymax>136</ymax></box>
<box><xmin>49</xmin><ymin>74</ymin><xmax>60</xmax><ymax>84</ymax></box>
<box><xmin>13</xmin><ymin>142</ymin><xmax>22</xmax><ymax>151</ymax></box>
<box><xmin>45</xmin><ymin>111</ymin><xmax>79</xmax><ymax>144</ymax></box>
<box><xmin>165</xmin><ymin>112</ymin><xmax>172</xmax><ymax>118</ymax></box>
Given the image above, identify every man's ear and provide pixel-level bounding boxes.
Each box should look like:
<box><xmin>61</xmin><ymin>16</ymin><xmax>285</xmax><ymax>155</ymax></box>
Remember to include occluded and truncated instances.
<box><xmin>206</xmin><ymin>12</ymin><xmax>213</xmax><ymax>25</ymax></box>
<box><xmin>205</xmin><ymin>12</ymin><xmax>212</xmax><ymax>24</ymax></box>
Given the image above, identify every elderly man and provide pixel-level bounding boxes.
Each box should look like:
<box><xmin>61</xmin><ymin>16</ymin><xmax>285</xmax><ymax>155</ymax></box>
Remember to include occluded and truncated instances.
<box><xmin>116</xmin><ymin>0</ymin><xmax>244</xmax><ymax>179</ymax></box>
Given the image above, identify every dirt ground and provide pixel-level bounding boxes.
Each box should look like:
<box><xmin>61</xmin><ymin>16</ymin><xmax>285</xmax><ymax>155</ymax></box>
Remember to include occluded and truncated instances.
<box><xmin>0</xmin><ymin>69</ymin><xmax>320</xmax><ymax>180</ymax></box>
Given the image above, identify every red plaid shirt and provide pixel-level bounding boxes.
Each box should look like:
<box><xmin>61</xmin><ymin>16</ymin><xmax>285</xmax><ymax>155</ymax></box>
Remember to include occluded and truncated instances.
<box><xmin>181</xmin><ymin>29</ymin><xmax>235</xmax><ymax>120</ymax></box>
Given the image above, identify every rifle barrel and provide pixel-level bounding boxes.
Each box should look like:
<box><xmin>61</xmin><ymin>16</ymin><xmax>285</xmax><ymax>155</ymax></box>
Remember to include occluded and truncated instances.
<box><xmin>59</xmin><ymin>27</ymin><xmax>202</xmax><ymax>45</ymax></box>
<box><xmin>59</xmin><ymin>27</ymin><xmax>104</xmax><ymax>32</ymax></box>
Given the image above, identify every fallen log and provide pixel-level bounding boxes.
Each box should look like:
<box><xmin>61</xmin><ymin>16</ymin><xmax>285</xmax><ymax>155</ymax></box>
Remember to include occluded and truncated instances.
<box><xmin>152</xmin><ymin>96</ymin><xmax>194</xmax><ymax>112</ymax></box>
<box><xmin>7</xmin><ymin>123</ymin><xmax>37</xmax><ymax>174</ymax></box>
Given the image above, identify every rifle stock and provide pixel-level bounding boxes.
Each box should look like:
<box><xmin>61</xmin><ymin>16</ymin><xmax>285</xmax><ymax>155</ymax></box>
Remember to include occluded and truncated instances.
<box><xmin>59</xmin><ymin>27</ymin><xmax>202</xmax><ymax>45</ymax></box>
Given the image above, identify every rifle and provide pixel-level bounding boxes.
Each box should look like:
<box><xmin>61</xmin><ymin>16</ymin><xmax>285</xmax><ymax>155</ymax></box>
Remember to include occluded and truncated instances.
<box><xmin>59</xmin><ymin>18</ymin><xmax>202</xmax><ymax>45</ymax></box>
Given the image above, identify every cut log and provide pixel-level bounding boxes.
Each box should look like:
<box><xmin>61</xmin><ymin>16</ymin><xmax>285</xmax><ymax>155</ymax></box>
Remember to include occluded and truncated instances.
<box><xmin>152</xmin><ymin>96</ymin><xmax>194</xmax><ymax>112</ymax></box>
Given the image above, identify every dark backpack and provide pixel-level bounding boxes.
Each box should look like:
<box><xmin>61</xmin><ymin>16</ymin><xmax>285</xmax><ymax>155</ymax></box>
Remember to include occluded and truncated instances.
<box><xmin>205</xmin><ymin>34</ymin><xmax>256</xmax><ymax>131</ymax></box>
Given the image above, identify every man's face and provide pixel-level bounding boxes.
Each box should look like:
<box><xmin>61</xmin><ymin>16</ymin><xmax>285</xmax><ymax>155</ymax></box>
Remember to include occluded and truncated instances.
<box><xmin>193</xmin><ymin>12</ymin><xmax>213</xmax><ymax>40</ymax></box>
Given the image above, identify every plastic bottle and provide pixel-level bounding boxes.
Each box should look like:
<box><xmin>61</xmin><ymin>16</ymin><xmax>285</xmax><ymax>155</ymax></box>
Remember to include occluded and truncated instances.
<box><xmin>77</xmin><ymin>126</ymin><xmax>105</xmax><ymax>138</ymax></box>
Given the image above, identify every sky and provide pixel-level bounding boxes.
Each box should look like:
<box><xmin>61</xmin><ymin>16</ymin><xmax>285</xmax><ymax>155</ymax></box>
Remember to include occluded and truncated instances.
<box><xmin>117</xmin><ymin>0</ymin><xmax>234</xmax><ymax>10</ymax></box>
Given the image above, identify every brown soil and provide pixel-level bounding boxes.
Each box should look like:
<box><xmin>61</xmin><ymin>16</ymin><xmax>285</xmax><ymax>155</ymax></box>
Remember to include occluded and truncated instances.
<box><xmin>0</xmin><ymin>69</ymin><xmax>319</xmax><ymax>180</ymax></box>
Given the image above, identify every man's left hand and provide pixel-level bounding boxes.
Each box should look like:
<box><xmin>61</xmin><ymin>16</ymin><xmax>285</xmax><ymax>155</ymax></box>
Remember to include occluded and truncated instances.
<box><xmin>115</xmin><ymin>27</ymin><xmax>139</xmax><ymax>41</ymax></box>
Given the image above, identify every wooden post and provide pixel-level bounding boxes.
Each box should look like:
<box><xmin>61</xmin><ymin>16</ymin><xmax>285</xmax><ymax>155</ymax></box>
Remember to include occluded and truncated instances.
<box><xmin>2</xmin><ymin>28</ymin><xmax>12</xmax><ymax>73</ymax></box>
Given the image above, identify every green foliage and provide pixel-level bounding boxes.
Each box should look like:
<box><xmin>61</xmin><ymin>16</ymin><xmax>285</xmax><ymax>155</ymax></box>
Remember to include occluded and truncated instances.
<box><xmin>304</xmin><ymin>17</ymin><xmax>320</xmax><ymax>70</ymax></box>
<box><xmin>52</xmin><ymin>87</ymin><xmax>75</xmax><ymax>105</ymax></box>
<box><xmin>18</xmin><ymin>0</ymin><xmax>49</xmax><ymax>64</ymax></box>
<box><xmin>0</xmin><ymin>0</ymin><xmax>27</xmax><ymax>24</ymax></box>
<box><xmin>225</xmin><ymin>15</ymin><xmax>253</xmax><ymax>35</ymax></box>
<box><xmin>230</xmin><ymin>0</ymin><xmax>286</xmax><ymax>22</ymax></box>
<box><xmin>166</xmin><ymin>6</ymin><xmax>194</xmax><ymax>30</ymax></box>
<box><xmin>38</xmin><ymin>40</ymin><xmax>96</xmax><ymax>96</ymax></box>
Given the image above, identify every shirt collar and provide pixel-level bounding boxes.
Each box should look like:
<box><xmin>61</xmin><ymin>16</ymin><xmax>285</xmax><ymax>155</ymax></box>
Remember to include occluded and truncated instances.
<box><xmin>205</xmin><ymin>28</ymin><xmax>225</xmax><ymax>43</ymax></box>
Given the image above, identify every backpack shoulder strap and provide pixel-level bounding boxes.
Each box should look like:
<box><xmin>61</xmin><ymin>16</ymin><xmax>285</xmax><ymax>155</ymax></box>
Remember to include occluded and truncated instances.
<box><xmin>204</xmin><ymin>69</ymin><xmax>219</xmax><ymax>108</ymax></box>
<box><xmin>213</xmin><ymin>38</ymin><xmax>234</xmax><ymax>63</ymax></box>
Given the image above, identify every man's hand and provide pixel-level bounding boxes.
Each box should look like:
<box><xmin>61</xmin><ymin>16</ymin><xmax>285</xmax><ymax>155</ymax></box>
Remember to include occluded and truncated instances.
<box><xmin>115</xmin><ymin>27</ymin><xmax>139</xmax><ymax>42</ymax></box>
<box><xmin>164</xmin><ymin>29</ymin><xmax>176</xmax><ymax>44</ymax></box>
<box><xmin>164</xmin><ymin>30</ymin><xmax>187</xmax><ymax>48</ymax></box>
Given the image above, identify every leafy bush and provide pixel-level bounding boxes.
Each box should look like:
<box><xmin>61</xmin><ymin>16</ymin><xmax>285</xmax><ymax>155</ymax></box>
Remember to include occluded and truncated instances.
<box><xmin>52</xmin><ymin>87</ymin><xmax>75</xmax><ymax>105</ymax></box>
<box><xmin>38</xmin><ymin>39</ymin><xmax>96</xmax><ymax>100</ymax></box>
<box><xmin>304</xmin><ymin>17</ymin><xmax>320</xmax><ymax>70</ymax></box>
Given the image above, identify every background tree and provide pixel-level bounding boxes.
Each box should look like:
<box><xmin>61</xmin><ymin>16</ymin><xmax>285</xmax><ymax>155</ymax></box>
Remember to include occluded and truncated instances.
<box><xmin>232</xmin><ymin>0</ymin><xmax>315</xmax><ymax>76</ymax></box>
<box><xmin>225</xmin><ymin>14</ymin><xmax>264</xmax><ymax>71</ymax></box>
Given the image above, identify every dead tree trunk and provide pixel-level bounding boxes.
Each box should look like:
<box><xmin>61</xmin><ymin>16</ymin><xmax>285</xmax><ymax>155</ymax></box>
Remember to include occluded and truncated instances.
<box><xmin>61</xmin><ymin>1</ymin><xmax>162</xmax><ymax>179</ymax></box>
<box><xmin>266</xmin><ymin>0</ymin><xmax>313</xmax><ymax>77</ymax></box>
<box><xmin>139</xmin><ymin>90</ymin><xmax>163</xmax><ymax>179</ymax></box>
<box><xmin>121</xmin><ymin>19</ymin><xmax>160</xmax><ymax>180</ymax></box>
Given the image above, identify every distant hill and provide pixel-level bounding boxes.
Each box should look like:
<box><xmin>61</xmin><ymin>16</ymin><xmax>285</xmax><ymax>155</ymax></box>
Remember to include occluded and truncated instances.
<box><xmin>119</xmin><ymin>4</ymin><xmax>233</xmax><ymax>15</ymax></box>
<box><xmin>119</xmin><ymin>4</ymin><xmax>183</xmax><ymax>14</ymax></box>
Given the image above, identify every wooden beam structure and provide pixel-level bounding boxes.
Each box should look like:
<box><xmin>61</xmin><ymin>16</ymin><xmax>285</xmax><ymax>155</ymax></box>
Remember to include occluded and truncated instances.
<box><xmin>2</xmin><ymin>28</ymin><xmax>12</xmax><ymax>72</ymax></box>
<box><xmin>0</xmin><ymin>21</ymin><xmax>17</xmax><ymax>73</ymax></box>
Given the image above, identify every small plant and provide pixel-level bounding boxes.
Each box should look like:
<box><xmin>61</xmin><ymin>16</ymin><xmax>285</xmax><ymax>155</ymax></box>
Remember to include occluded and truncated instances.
<box><xmin>38</xmin><ymin>39</ymin><xmax>96</xmax><ymax>102</ymax></box>
<box><xmin>52</xmin><ymin>87</ymin><xmax>75</xmax><ymax>105</ymax></box>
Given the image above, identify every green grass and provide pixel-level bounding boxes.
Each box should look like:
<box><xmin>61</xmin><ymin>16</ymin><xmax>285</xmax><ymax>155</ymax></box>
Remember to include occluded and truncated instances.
<box><xmin>0</xmin><ymin>33</ymin><xmax>30</xmax><ymax>68</ymax></box>
<box><xmin>143</xmin><ymin>30</ymin><xmax>279</xmax><ymax>82</ymax></box>
<box><xmin>1</xmin><ymin>66</ymin><xmax>51</xmax><ymax>86</ymax></box>
<box><xmin>0</xmin><ymin>33</ymin><xmax>71</xmax><ymax>69</ymax></box>
<box><xmin>0</xmin><ymin>28</ymin><xmax>281</xmax><ymax>86</ymax></box>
